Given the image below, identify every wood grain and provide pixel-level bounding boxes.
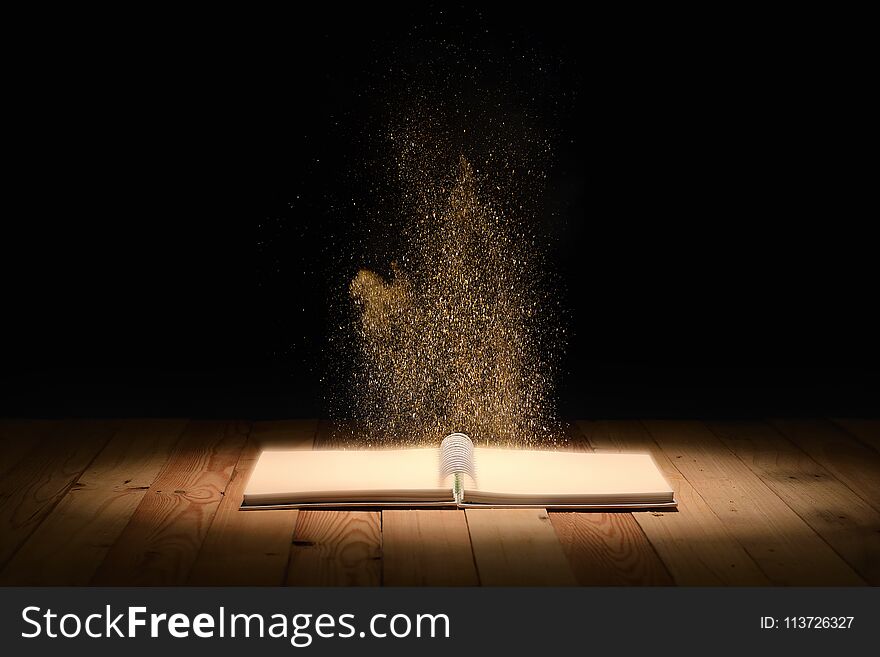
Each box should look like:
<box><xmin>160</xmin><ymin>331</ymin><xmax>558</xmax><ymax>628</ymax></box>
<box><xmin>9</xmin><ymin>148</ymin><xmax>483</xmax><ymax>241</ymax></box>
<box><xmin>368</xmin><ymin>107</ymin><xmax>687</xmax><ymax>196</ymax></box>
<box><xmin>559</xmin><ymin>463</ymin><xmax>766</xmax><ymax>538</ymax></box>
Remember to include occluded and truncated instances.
<box><xmin>187</xmin><ymin>419</ymin><xmax>318</xmax><ymax>585</ymax></box>
<box><xmin>90</xmin><ymin>420</ymin><xmax>248</xmax><ymax>585</ymax></box>
<box><xmin>580</xmin><ymin>420</ymin><xmax>770</xmax><ymax>585</ymax></box>
<box><xmin>771</xmin><ymin>419</ymin><xmax>880</xmax><ymax>514</ymax></box>
<box><xmin>0</xmin><ymin>419</ymin><xmax>187</xmax><ymax>585</ymax></box>
<box><xmin>383</xmin><ymin>510</ymin><xmax>478</xmax><ymax>585</ymax></box>
<box><xmin>0</xmin><ymin>420</ymin><xmax>117</xmax><ymax>570</ymax></box>
<box><xmin>287</xmin><ymin>511</ymin><xmax>382</xmax><ymax>586</ymax></box>
<box><xmin>282</xmin><ymin>419</ymin><xmax>383</xmax><ymax>586</ymax></box>
<box><xmin>3</xmin><ymin>416</ymin><xmax>877</xmax><ymax>586</ymax></box>
<box><xmin>642</xmin><ymin>420</ymin><xmax>864</xmax><ymax>585</ymax></box>
<box><xmin>550</xmin><ymin>512</ymin><xmax>672</xmax><ymax>585</ymax></box>
<box><xmin>465</xmin><ymin>508</ymin><xmax>577</xmax><ymax>585</ymax></box>
<box><xmin>707</xmin><ymin>420</ymin><xmax>880</xmax><ymax>585</ymax></box>
<box><xmin>550</xmin><ymin>422</ymin><xmax>674</xmax><ymax>586</ymax></box>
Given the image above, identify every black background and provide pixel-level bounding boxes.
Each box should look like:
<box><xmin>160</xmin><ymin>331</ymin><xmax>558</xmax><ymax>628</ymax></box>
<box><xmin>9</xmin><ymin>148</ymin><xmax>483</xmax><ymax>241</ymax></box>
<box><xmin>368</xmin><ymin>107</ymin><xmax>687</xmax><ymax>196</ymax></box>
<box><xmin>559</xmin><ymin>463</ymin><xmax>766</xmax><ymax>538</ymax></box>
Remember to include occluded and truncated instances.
<box><xmin>2</xmin><ymin>5</ymin><xmax>876</xmax><ymax>419</ymax></box>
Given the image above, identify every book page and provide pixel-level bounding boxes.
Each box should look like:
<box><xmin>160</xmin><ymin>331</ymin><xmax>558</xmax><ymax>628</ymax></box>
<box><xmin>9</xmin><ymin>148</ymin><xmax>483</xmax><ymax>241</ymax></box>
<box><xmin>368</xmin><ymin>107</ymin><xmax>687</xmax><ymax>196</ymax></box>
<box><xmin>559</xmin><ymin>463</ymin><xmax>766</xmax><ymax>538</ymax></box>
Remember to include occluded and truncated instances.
<box><xmin>468</xmin><ymin>449</ymin><xmax>673</xmax><ymax>505</ymax></box>
<box><xmin>243</xmin><ymin>448</ymin><xmax>451</xmax><ymax>506</ymax></box>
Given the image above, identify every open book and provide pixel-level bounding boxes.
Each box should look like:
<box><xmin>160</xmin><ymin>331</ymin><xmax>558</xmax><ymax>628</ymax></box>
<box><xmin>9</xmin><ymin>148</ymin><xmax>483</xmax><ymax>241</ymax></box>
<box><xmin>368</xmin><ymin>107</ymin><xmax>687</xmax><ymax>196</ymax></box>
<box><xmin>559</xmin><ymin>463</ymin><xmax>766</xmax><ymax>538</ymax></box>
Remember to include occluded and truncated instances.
<box><xmin>242</xmin><ymin>433</ymin><xmax>675</xmax><ymax>509</ymax></box>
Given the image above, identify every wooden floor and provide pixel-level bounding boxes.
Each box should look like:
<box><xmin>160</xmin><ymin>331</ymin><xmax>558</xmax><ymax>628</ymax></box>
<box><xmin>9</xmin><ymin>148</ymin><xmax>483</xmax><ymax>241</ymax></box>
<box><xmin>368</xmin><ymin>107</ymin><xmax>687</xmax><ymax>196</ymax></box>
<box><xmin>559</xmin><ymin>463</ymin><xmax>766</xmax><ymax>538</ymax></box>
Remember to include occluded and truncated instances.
<box><xmin>0</xmin><ymin>418</ymin><xmax>878</xmax><ymax>586</ymax></box>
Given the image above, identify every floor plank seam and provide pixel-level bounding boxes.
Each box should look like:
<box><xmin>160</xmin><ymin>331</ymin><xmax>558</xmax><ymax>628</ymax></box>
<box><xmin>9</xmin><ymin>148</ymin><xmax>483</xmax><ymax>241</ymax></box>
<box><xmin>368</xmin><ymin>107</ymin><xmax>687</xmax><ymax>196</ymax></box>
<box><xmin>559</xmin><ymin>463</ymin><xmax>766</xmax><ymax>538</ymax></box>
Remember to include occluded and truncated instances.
<box><xmin>828</xmin><ymin>418</ymin><xmax>880</xmax><ymax>456</ymax></box>
<box><xmin>0</xmin><ymin>421</ymin><xmax>120</xmax><ymax>574</ymax></box>
<box><xmin>745</xmin><ymin>421</ymin><xmax>873</xmax><ymax>585</ymax></box>
<box><xmin>186</xmin><ymin>420</ymin><xmax>254</xmax><ymax>584</ymax></box>
<box><xmin>461</xmin><ymin>508</ymin><xmax>482</xmax><ymax>586</ymax></box>
<box><xmin>0</xmin><ymin>422</ymin><xmax>56</xmax><ymax>481</ymax></box>
<box><xmin>635</xmin><ymin>419</ymin><xmax>785</xmax><ymax>585</ymax></box>
<box><xmin>85</xmin><ymin>420</ymin><xmax>191</xmax><ymax>584</ymax></box>
<box><xmin>770</xmin><ymin>419</ymin><xmax>880</xmax><ymax>516</ymax></box>
<box><xmin>379</xmin><ymin>510</ymin><xmax>384</xmax><ymax>587</ymax></box>
<box><xmin>705</xmin><ymin>421</ymin><xmax>872</xmax><ymax>583</ymax></box>
<box><xmin>283</xmin><ymin>510</ymin><xmax>304</xmax><ymax>586</ymax></box>
<box><xmin>634</xmin><ymin>510</ymin><xmax>677</xmax><ymax>585</ymax></box>
<box><xmin>88</xmin><ymin>420</ymin><xmax>252</xmax><ymax>586</ymax></box>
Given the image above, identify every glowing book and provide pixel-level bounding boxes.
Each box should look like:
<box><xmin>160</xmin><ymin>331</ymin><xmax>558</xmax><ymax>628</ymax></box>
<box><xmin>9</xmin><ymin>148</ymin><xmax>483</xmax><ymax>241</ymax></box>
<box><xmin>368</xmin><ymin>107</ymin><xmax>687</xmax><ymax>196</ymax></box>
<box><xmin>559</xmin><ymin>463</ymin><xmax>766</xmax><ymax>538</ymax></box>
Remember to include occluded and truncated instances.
<box><xmin>242</xmin><ymin>433</ymin><xmax>675</xmax><ymax>509</ymax></box>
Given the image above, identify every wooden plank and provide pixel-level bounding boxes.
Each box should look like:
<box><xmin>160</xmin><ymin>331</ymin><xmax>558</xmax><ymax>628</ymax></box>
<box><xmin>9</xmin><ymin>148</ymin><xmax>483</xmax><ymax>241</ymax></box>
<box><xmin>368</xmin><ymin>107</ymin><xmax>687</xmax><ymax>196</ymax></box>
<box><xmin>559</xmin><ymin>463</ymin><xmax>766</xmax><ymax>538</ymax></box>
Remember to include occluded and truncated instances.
<box><xmin>550</xmin><ymin>512</ymin><xmax>673</xmax><ymax>585</ymax></box>
<box><xmin>90</xmin><ymin>420</ymin><xmax>248</xmax><ymax>585</ymax></box>
<box><xmin>187</xmin><ymin>419</ymin><xmax>318</xmax><ymax>585</ymax></box>
<box><xmin>465</xmin><ymin>508</ymin><xmax>577</xmax><ymax>586</ymax></box>
<box><xmin>832</xmin><ymin>418</ymin><xmax>880</xmax><ymax>454</ymax></box>
<box><xmin>642</xmin><ymin>420</ymin><xmax>864</xmax><ymax>585</ymax></box>
<box><xmin>580</xmin><ymin>420</ymin><xmax>770</xmax><ymax>585</ymax></box>
<box><xmin>0</xmin><ymin>420</ymin><xmax>117</xmax><ymax>570</ymax></box>
<box><xmin>382</xmin><ymin>510</ymin><xmax>478</xmax><ymax>586</ymax></box>
<box><xmin>549</xmin><ymin>422</ymin><xmax>673</xmax><ymax>586</ymax></box>
<box><xmin>707</xmin><ymin>420</ymin><xmax>880</xmax><ymax>585</ymax></box>
<box><xmin>771</xmin><ymin>419</ymin><xmax>880</xmax><ymax>514</ymax></box>
<box><xmin>0</xmin><ymin>420</ymin><xmax>55</xmax><ymax>478</ymax></box>
<box><xmin>286</xmin><ymin>511</ymin><xmax>382</xmax><ymax>586</ymax></box>
<box><xmin>0</xmin><ymin>419</ymin><xmax>187</xmax><ymax>585</ymax></box>
<box><xmin>283</xmin><ymin>419</ymin><xmax>382</xmax><ymax>586</ymax></box>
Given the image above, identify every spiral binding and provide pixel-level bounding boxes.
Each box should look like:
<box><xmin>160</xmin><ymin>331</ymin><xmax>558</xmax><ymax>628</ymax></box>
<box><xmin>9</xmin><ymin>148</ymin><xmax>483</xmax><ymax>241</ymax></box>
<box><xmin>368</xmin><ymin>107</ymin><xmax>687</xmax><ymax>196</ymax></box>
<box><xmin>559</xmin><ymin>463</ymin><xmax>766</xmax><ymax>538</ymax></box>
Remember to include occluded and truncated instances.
<box><xmin>440</xmin><ymin>432</ymin><xmax>476</xmax><ymax>504</ymax></box>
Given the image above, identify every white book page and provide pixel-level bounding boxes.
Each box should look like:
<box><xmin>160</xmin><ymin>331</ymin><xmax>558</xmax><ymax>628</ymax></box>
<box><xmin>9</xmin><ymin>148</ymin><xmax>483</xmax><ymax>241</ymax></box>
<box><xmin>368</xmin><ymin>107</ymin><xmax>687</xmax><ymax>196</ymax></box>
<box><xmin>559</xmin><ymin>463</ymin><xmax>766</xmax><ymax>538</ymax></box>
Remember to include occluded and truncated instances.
<box><xmin>244</xmin><ymin>448</ymin><xmax>451</xmax><ymax>505</ymax></box>
<box><xmin>468</xmin><ymin>449</ymin><xmax>673</xmax><ymax>505</ymax></box>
